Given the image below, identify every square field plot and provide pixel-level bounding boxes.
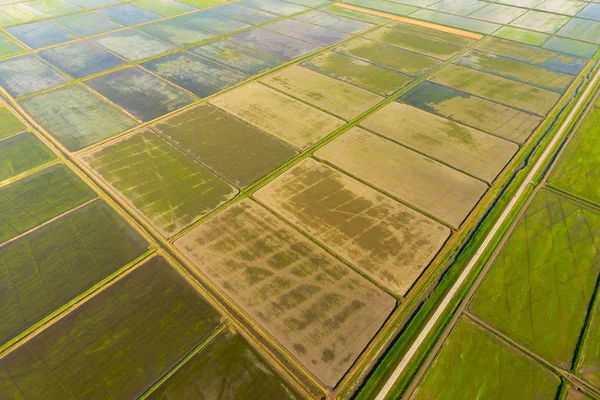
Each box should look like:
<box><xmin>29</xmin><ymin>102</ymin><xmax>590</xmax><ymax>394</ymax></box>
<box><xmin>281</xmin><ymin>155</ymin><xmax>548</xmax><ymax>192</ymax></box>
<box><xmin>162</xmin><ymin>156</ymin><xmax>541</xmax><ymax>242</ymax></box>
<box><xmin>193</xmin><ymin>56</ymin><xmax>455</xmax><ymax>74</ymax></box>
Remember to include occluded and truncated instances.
<box><xmin>362</xmin><ymin>103</ymin><xmax>518</xmax><ymax>183</ymax></box>
<box><xmin>229</xmin><ymin>28</ymin><xmax>322</xmax><ymax>61</ymax></box>
<box><xmin>261</xmin><ymin>65</ymin><xmax>382</xmax><ymax>120</ymax></box>
<box><xmin>254</xmin><ymin>158</ymin><xmax>450</xmax><ymax>296</ymax></box>
<box><xmin>0</xmin><ymin>164</ymin><xmax>96</xmax><ymax>244</ymax></box>
<box><xmin>315</xmin><ymin>127</ymin><xmax>488</xmax><ymax>228</ymax></box>
<box><xmin>147</xmin><ymin>330</ymin><xmax>301</xmax><ymax>400</ymax></box>
<box><xmin>96</xmin><ymin>4</ymin><xmax>162</xmax><ymax>25</ymax></box>
<box><xmin>6</xmin><ymin>20</ymin><xmax>78</xmax><ymax>49</ymax></box>
<box><xmin>364</xmin><ymin>26</ymin><xmax>466</xmax><ymax>61</ymax></box>
<box><xmin>176</xmin><ymin>11</ymin><xmax>251</xmax><ymax>35</ymax></box>
<box><xmin>39</xmin><ymin>41</ymin><xmax>126</xmax><ymax>79</ymax></box>
<box><xmin>456</xmin><ymin>51</ymin><xmax>574</xmax><ymax>93</ymax></box>
<box><xmin>0</xmin><ymin>54</ymin><xmax>69</xmax><ymax>98</ymax></box>
<box><xmin>81</xmin><ymin>129</ymin><xmax>237</xmax><ymax>237</ymax></box>
<box><xmin>401</xmin><ymin>81</ymin><xmax>542</xmax><ymax>144</ymax></box>
<box><xmin>264</xmin><ymin>19</ymin><xmax>350</xmax><ymax>46</ymax></box>
<box><xmin>176</xmin><ymin>199</ymin><xmax>396</xmax><ymax>387</ymax></box>
<box><xmin>412</xmin><ymin>318</ymin><xmax>561</xmax><ymax>400</ymax></box>
<box><xmin>335</xmin><ymin>38</ymin><xmax>441</xmax><ymax>77</ymax></box>
<box><xmin>137</xmin><ymin>19</ymin><xmax>214</xmax><ymax>46</ymax></box>
<box><xmin>302</xmin><ymin>51</ymin><xmax>412</xmax><ymax>96</ymax></box>
<box><xmin>189</xmin><ymin>39</ymin><xmax>281</xmax><ymax>75</ymax></box>
<box><xmin>21</xmin><ymin>85</ymin><xmax>137</xmax><ymax>152</ymax></box>
<box><xmin>0</xmin><ymin>199</ymin><xmax>148</xmax><ymax>346</ymax></box>
<box><xmin>429</xmin><ymin>64</ymin><xmax>561</xmax><ymax>116</ymax></box>
<box><xmin>550</xmin><ymin>105</ymin><xmax>600</xmax><ymax>204</ymax></box>
<box><xmin>470</xmin><ymin>190</ymin><xmax>600</xmax><ymax>368</ymax></box>
<box><xmin>211</xmin><ymin>82</ymin><xmax>344</xmax><ymax>149</ymax></box>
<box><xmin>92</xmin><ymin>30</ymin><xmax>174</xmax><ymax>62</ymax></box>
<box><xmin>0</xmin><ymin>256</ymin><xmax>220</xmax><ymax>400</ymax></box>
<box><xmin>0</xmin><ymin>132</ymin><xmax>55</xmax><ymax>182</ymax></box>
<box><xmin>152</xmin><ymin>103</ymin><xmax>297</xmax><ymax>187</ymax></box>
<box><xmin>0</xmin><ymin>106</ymin><xmax>26</xmax><ymax>140</ymax></box>
<box><xmin>142</xmin><ymin>52</ymin><xmax>246</xmax><ymax>98</ymax></box>
<box><xmin>134</xmin><ymin>0</ymin><xmax>198</xmax><ymax>16</ymax></box>
<box><xmin>296</xmin><ymin>10</ymin><xmax>374</xmax><ymax>33</ymax></box>
<box><xmin>86</xmin><ymin>67</ymin><xmax>195</xmax><ymax>122</ymax></box>
<box><xmin>209</xmin><ymin>3</ymin><xmax>278</xmax><ymax>24</ymax></box>
<box><xmin>52</xmin><ymin>12</ymin><xmax>123</xmax><ymax>36</ymax></box>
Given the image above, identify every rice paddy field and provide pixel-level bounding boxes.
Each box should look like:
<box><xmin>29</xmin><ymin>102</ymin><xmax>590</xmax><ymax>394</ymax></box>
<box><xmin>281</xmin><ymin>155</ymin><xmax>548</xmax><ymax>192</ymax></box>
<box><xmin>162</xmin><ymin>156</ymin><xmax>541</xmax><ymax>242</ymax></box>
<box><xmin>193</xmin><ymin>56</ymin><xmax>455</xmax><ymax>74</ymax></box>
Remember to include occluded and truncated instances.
<box><xmin>0</xmin><ymin>0</ymin><xmax>599</xmax><ymax>398</ymax></box>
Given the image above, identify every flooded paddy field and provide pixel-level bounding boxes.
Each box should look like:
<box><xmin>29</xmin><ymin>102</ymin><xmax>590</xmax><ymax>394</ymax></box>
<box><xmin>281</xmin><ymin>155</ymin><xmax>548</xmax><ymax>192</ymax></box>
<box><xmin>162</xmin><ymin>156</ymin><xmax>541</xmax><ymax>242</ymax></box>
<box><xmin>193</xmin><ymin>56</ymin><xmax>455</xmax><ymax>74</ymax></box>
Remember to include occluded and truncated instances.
<box><xmin>0</xmin><ymin>0</ymin><xmax>599</xmax><ymax>398</ymax></box>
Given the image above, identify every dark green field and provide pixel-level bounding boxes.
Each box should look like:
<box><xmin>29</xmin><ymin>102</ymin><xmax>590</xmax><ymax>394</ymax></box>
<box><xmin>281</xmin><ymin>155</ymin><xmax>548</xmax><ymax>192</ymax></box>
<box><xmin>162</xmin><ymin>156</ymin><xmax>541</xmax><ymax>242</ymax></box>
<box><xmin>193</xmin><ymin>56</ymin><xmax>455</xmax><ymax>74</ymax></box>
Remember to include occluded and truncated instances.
<box><xmin>0</xmin><ymin>132</ymin><xmax>56</xmax><ymax>182</ymax></box>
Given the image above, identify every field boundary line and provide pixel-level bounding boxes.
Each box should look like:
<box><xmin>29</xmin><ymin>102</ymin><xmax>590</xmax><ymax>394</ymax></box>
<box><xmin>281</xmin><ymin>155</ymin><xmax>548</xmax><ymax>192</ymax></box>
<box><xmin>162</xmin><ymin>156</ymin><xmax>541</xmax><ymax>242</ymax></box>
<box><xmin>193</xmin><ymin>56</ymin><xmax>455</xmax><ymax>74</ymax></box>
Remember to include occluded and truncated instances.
<box><xmin>332</xmin><ymin>3</ymin><xmax>482</xmax><ymax>39</ymax></box>
<box><xmin>374</xmin><ymin>54</ymin><xmax>600</xmax><ymax>400</ymax></box>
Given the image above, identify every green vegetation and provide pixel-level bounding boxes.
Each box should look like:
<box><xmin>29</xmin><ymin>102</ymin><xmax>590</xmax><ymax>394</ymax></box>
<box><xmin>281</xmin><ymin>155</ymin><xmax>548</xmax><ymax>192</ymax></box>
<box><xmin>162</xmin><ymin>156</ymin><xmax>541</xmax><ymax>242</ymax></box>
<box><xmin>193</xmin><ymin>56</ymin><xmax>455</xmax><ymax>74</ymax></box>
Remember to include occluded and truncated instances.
<box><xmin>0</xmin><ymin>106</ymin><xmax>25</xmax><ymax>140</ymax></box>
<box><xmin>470</xmin><ymin>189</ymin><xmax>600</xmax><ymax>368</ymax></box>
<box><xmin>412</xmin><ymin>317</ymin><xmax>561</xmax><ymax>399</ymax></box>
<box><xmin>153</xmin><ymin>103</ymin><xmax>297</xmax><ymax>187</ymax></box>
<box><xmin>0</xmin><ymin>132</ymin><xmax>55</xmax><ymax>181</ymax></box>
<box><xmin>0</xmin><ymin>199</ymin><xmax>148</xmax><ymax>345</ymax></box>
<box><xmin>550</xmin><ymin>105</ymin><xmax>600</xmax><ymax>205</ymax></box>
<box><xmin>0</xmin><ymin>164</ymin><xmax>96</xmax><ymax>243</ymax></box>
<box><xmin>0</xmin><ymin>256</ymin><xmax>220</xmax><ymax>399</ymax></box>
<box><xmin>147</xmin><ymin>329</ymin><xmax>302</xmax><ymax>399</ymax></box>
<box><xmin>82</xmin><ymin>129</ymin><xmax>237</xmax><ymax>237</ymax></box>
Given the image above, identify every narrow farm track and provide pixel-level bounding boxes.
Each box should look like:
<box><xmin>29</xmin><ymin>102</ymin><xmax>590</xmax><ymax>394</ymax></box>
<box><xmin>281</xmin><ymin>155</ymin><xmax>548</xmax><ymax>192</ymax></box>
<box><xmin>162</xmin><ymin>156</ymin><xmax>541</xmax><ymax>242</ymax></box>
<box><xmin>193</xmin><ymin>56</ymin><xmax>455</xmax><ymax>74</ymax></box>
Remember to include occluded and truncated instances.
<box><xmin>375</xmin><ymin>54</ymin><xmax>600</xmax><ymax>400</ymax></box>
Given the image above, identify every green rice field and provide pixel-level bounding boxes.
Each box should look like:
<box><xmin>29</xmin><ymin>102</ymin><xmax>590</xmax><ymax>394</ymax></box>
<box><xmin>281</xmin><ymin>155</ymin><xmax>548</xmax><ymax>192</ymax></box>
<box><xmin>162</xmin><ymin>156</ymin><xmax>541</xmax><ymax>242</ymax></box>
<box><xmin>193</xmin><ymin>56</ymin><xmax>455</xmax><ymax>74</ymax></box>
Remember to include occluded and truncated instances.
<box><xmin>0</xmin><ymin>0</ymin><xmax>599</xmax><ymax>398</ymax></box>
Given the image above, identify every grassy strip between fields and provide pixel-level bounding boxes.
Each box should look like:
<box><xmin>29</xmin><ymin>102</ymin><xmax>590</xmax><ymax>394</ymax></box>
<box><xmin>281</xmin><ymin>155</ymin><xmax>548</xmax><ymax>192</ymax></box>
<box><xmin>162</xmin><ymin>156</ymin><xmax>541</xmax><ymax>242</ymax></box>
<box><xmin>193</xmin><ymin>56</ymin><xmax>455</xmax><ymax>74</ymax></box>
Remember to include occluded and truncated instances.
<box><xmin>353</xmin><ymin>52</ymin><xmax>600</xmax><ymax>400</ymax></box>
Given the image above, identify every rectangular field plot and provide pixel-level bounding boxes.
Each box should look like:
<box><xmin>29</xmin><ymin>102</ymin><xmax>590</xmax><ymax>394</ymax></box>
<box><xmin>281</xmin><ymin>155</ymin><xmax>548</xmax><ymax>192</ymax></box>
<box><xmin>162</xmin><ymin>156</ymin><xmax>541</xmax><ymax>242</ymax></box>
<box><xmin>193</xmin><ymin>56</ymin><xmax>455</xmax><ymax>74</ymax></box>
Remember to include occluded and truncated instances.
<box><xmin>558</xmin><ymin>18</ymin><xmax>600</xmax><ymax>44</ymax></box>
<box><xmin>0</xmin><ymin>34</ymin><xmax>24</xmax><ymax>59</ymax></box>
<box><xmin>254</xmin><ymin>158</ymin><xmax>450</xmax><ymax>296</ymax></box>
<box><xmin>137</xmin><ymin>20</ymin><xmax>215</xmax><ymax>46</ymax></box>
<box><xmin>315</xmin><ymin>127</ymin><xmax>487</xmax><ymax>227</ymax></box>
<box><xmin>0</xmin><ymin>256</ymin><xmax>221</xmax><ymax>399</ymax></box>
<box><xmin>96</xmin><ymin>4</ymin><xmax>161</xmax><ymax>25</ymax></box>
<box><xmin>318</xmin><ymin>4</ymin><xmax>390</xmax><ymax>24</ymax></box>
<box><xmin>493</xmin><ymin>26</ymin><xmax>550</xmax><ymax>46</ymax></box>
<box><xmin>0</xmin><ymin>54</ymin><xmax>69</xmax><ymax>98</ymax></box>
<box><xmin>543</xmin><ymin>37</ymin><xmax>599</xmax><ymax>59</ymax></box>
<box><xmin>511</xmin><ymin>10</ymin><xmax>570</xmax><ymax>34</ymax></box>
<box><xmin>295</xmin><ymin>10</ymin><xmax>374</xmax><ymax>33</ymax></box>
<box><xmin>39</xmin><ymin>41</ymin><xmax>126</xmax><ymax>79</ymax></box>
<box><xmin>411</xmin><ymin>318</ymin><xmax>561</xmax><ymax>400</ymax></box>
<box><xmin>475</xmin><ymin>37</ymin><xmax>588</xmax><ymax>76</ymax></box>
<box><xmin>261</xmin><ymin>65</ymin><xmax>382</xmax><ymax>120</ymax></box>
<box><xmin>456</xmin><ymin>51</ymin><xmax>574</xmax><ymax>93</ymax></box>
<box><xmin>92</xmin><ymin>30</ymin><xmax>174</xmax><ymax>62</ymax></box>
<box><xmin>0</xmin><ymin>164</ymin><xmax>96</xmax><ymax>244</ymax></box>
<box><xmin>85</xmin><ymin>67</ymin><xmax>196</xmax><ymax>122</ymax></box>
<box><xmin>148</xmin><ymin>329</ymin><xmax>301</xmax><ymax>399</ymax></box>
<box><xmin>0</xmin><ymin>199</ymin><xmax>148</xmax><ymax>346</ymax></box>
<box><xmin>469</xmin><ymin>190</ymin><xmax>600</xmax><ymax>368</ymax></box>
<box><xmin>210</xmin><ymin>3</ymin><xmax>279</xmax><ymax>24</ymax></box>
<box><xmin>550</xmin><ymin>105</ymin><xmax>600</xmax><ymax>205</ymax></box>
<box><xmin>153</xmin><ymin>103</ymin><xmax>296</xmax><ymax>187</ymax></box>
<box><xmin>51</xmin><ymin>12</ymin><xmax>123</xmax><ymax>36</ymax></box>
<box><xmin>363</xmin><ymin>26</ymin><xmax>466</xmax><ymax>61</ymax></box>
<box><xmin>176</xmin><ymin>199</ymin><xmax>396</xmax><ymax>386</ymax></box>
<box><xmin>134</xmin><ymin>0</ymin><xmax>198</xmax><ymax>16</ymax></box>
<box><xmin>0</xmin><ymin>132</ymin><xmax>56</xmax><ymax>182</ymax></box>
<box><xmin>142</xmin><ymin>52</ymin><xmax>246</xmax><ymax>98</ymax></box>
<box><xmin>211</xmin><ymin>82</ymin><xmax>344</xmax><ymax>149</ymax></box>
<box><xmin>81</xmin><ymin>129</ymin><xmax>237</xmax><ymax>237</ymax></box>
<box><xmin>429</xmin><ymin>64</ymin><xmax>561</xmax><ymax>116</ymax></box>
<box><xmin>239</xmin><ymin>0</ymin><xmax>308</xmax><ymax>15</ymax></box>
<box><xmin>302</xmin><ymin>51</ymin><xmax>412</xmax><ymax>96</ymax></box>
<box><xmin>0</xmin><ymin>106</ymin><xmax>25</xmax><ymax>140</ymax></box>
<box><xmin>387</xmin><ymin>21</ymin><xmax>475</xmax><ymax>46</ymax></box>
<box><xmin>362</xmin><ymin>103</ymin><xmax>518</xmax><ymax>182</ymax></box>
<box><xmin>189</xmin><ymin>39</ymin><xmax>282</xmax><ymax>75</ymax></box>
<box><xmin>229</xmin><ymin>28</ymin><xmax>322</xmax><ymax>61</ymax></box>
<box><xmin>20</xmin><ymin>85</ymin><xmax>137</xmax><ymax>152</ymax></box>
<box><xmin>335</xmin><ymin>38</ymin><xmax>441</xmax><ymax>77</ymax></box>
<box><xmin>176</xmin><ymin>11</ymin><xmax>251</xmax><ymax>35</ymax></box>
<box><xmin>264</xmin><ymin>19</ymin><xmax>350</xmax><ymax>46</ymax></box>
<box><xmin>578</xmin><ymin>297</ymin><xmax>600</xmax><ymax>388</ymax></box>
<box><xmin>401</xmin><ymin>81</ymin><xmax>542</xmax><ymax>143</ymax></box>
<box><xmin>5</xmin><ymin>21</ymin><xmax>78</xmax><ymax>49</ymax></box>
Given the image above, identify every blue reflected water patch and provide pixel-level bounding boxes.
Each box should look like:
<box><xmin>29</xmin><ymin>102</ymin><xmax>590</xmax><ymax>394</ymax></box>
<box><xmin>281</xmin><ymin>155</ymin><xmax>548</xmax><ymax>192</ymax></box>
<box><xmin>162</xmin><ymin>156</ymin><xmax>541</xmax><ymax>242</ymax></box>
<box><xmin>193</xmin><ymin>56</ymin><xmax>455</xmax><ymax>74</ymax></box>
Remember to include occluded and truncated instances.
<box><xmin>52</xmin><ymin>12</ymin><xmax>123</xmax><ymax>36</ymax></box>
<box><xmin>6</xmin><ymin>21</ymin><xmax>78</xmax><ymax>49</ymax></box>
<box><xmin>96</xmin><ymin>4</ymin><xmax>161</xmax><ymax>26</ymax></box>
<box><xmin>137</xmin><ymin>20</ymin><xmax>214</xmax><ymax>46</ymax></box>
<box><xmin>176</xmin><ymin>11</ymin><xmax>252</xmax><ymax>35</ymax></box>
<box><xmin>39</xmin><ymin>41</ymin><xmax>125</xmax><ymax>79</ymax></box>
<box><xmin>229</xmin><ymin>28</ymin><xmax>321</xmax><ymax>61</ymax></box>
<box><xmin>190</xmin><ymin>39</ymin><xmax>282</xmax><ymax>75</ymax></box>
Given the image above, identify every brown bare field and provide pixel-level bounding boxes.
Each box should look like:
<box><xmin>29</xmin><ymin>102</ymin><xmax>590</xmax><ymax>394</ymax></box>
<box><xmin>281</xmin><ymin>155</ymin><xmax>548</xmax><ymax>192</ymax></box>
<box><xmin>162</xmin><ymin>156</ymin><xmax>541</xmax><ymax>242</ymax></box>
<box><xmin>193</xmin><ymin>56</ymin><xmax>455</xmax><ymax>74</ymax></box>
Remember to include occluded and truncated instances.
<box><xmin>175</xmin><ymin>199</ymin><xmax>396</xmax><ymax>387</ymax></box>
<box><xmin>315</xmin><ymin>127</ymin><xmax>488</xmax><ymax>227</ymax></box>
<box><xmin>260</xmin><ymin>65</ymin><xmax>383</xmax><ymax>120</ymax></box>
<box><xmin>210</xmin><ymin>82</ymin><xmax>344</xmax><ymax>149</ymax></box>
<box><xmin>361</xmin><ymin>103</ymin><xmax>518</xmax><ymax>182</ymax></box>
<box><xmin>254</xmin><ymin>158</ymin><xmax>450</xmax><ymax>296</ymax></box>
